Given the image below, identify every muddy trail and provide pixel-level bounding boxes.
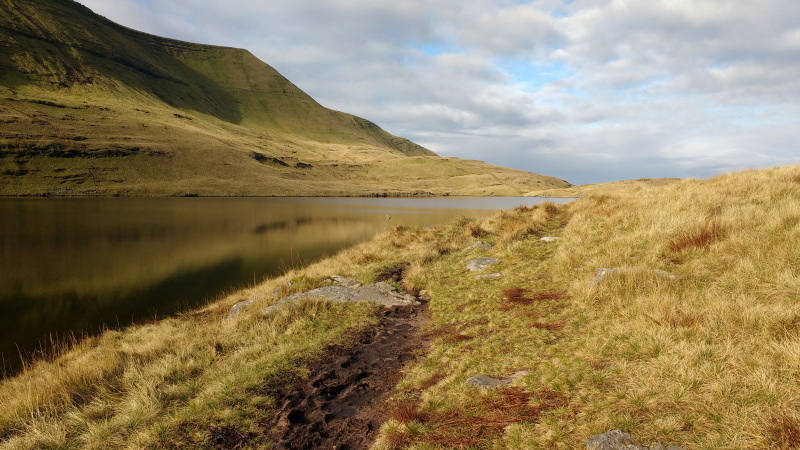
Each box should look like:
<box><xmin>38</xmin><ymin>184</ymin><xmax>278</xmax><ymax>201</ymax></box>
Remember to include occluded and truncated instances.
<box><xmin>267</xmin><ymin>304</ymin><xmax>430</xmax><ymax>449</ymax></box>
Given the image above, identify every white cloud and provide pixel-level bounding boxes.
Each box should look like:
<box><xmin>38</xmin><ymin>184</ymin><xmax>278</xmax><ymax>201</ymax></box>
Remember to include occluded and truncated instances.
<box><xmin>77</xmin><ymin>0</ymin><xmax>800</xmax><ymax>184</ymax></box>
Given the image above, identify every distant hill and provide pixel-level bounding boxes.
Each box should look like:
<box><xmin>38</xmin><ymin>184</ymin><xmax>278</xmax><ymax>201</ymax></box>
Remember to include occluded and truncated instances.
<box><xmin>0</xmin><ymin>0</ymin><xmax>571</xmax><ymax>196</ymax></box>
<box><xmin>525</xmin><ymin>178</ymin><xmax>682</xmax><ymax>198</ymax></box>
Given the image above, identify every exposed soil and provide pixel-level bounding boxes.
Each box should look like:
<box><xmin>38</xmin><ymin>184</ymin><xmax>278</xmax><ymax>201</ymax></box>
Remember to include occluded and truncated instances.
<box><xmin>267</xmin><ymin>304</ymin><xmax>430</xmax><ymax>449</ymax></box>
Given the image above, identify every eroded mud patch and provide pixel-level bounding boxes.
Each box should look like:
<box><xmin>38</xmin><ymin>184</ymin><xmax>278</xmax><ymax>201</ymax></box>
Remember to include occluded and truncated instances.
<box><xmin>269</xmin><ymin>304</ymin><xmax>430</xmax><ymax>449</ymax></box>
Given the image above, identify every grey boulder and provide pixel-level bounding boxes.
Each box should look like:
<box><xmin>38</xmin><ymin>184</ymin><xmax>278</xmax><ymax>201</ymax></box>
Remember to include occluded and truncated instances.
<box><xmin>586</xmin><ymin>430</ymin><xmax>684</xmax><ymax>450</ymax></box>
<box><xmin>466</xmin><ymin>257</ymin><xmax>499</xmax><ymax>272</ymax></box>
<box><xmin>261</xmin><ymin>281</ymin><xmax>418</xmax><ymax>316</ymax></box>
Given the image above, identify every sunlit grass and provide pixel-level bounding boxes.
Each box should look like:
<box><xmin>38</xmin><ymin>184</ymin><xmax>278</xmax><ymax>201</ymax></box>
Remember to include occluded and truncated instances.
<box><xmin>4</xmin><ymin>165</ymin><xmax>800</xmax><ymax>448</ymax></box>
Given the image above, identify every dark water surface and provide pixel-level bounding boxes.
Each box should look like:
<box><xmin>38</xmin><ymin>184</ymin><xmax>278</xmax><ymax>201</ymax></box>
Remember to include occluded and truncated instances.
<box><xmin>0</xmin><ymin>197</ymin><xmax>571</xmax><ymax>374</ymax></box>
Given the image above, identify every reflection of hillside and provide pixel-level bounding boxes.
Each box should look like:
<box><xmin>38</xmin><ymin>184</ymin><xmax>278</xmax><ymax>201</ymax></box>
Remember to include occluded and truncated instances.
<box><xmin>0</xmin><ymin>257</ymin><xmax>245</xmax><ymax>370</ymax></box>
<box><xmin>0</xmin><ymin>199</ymin><xmax>496</xmax><ymax>301</ymax></box>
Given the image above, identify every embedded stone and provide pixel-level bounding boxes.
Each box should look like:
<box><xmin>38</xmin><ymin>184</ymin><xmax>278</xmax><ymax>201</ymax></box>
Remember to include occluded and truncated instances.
<box><xmin>330</xmin><ymin>275</ymin><xmax>362</xmax><ymax>288</ymax></box>
<box><xmin>466</xmin><ymin>374</ymin><xmax>511</xmax><ymax>390</ymax></box>
<box><xmin>228</xmin><ymin>296</ymin><xmax>261</xmax><ymax>319</ymax></box>
<box><xmin>585</xmin><ymin>430</ymin><xmax>684</xmax><ymax>450</ymax></box>
<box><xmin>260</xmin><ymin>281</ymin><xmax>419</xmax><ymax>316</ymax></box>
<box><xmin>466</xmin><ymin>257</ymin><xmax>499</xmax><ymax>272</ymax></box>
<box><xmin>476</xmin><ymin>273</ymin><xmax>502</xmax><ymax>280</ymax></box>
<box><xmin>467</xmin><ymin>241</ymin><xmax>493</xmax><ymax>250</ymax></box>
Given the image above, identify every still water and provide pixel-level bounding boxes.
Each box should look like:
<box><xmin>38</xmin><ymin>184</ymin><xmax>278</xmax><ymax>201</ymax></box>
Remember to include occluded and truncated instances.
<box><xmin>0</xmin><ymin>197</ymin><xmax>571</xmax><ymax>374</ymax></box>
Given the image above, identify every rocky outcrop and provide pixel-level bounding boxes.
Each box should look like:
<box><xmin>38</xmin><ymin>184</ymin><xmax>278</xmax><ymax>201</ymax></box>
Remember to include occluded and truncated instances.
<box><xmin>261</xmin><ymin>281</ymin><xmax>419</xmax><ymax>316</ymax></box>
<box><xmin>228</xmin><ymin>296</ymin><xmax>263</xmax><ymax>319</ymax></box>
<box><xmin>586</xmin><ymin>430</ymin><xmax>684</xmax><ymax>450</ymax></box>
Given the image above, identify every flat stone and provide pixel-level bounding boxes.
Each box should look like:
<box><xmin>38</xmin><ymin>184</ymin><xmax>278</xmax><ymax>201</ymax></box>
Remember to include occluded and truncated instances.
<box><xmin>227</xmin><ymin>296</ymin><xmax>261</xmax><ymax>319</ymax></box>
<box><xmin>260</xmin><ymin>281</ymin><xmax>419</xmax><ymax>316</ymax></box>
<box><xmin>466</xmin><ymin>257</ymin><xmax>499</xmax><ymax>272</ymax></box>
<box><xmin>476</xmin><ymin>273</ymin><xmax>502</xmax><ymax>280</ymax></box>
<box><xmin>586</xmin><ymin>430</ymin><xmax>684</xmax><ymax>450</ymax></box>
<box><xmin>467</xmin><ymin>241</ymin><xmax>493</xmax><ymax>250</ymax></box>
<box><xmin>540</xmin><ymin>236</ymin><xmax>559</xmax><ymax>243</ymax></box>
<box><xmin>586</xmin><ymin>430</ymin><xmax>642</xmax><ymax>449</ymax></box>
<box><xmin>466</xmin><ymin>374</ymin><xmax>511</xmax><ymax>390</ymax></box>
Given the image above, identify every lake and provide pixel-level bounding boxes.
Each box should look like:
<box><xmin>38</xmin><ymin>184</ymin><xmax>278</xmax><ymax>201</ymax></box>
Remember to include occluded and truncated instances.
<box><xmin>0</xmin><ymin>196</ymin><xmax>572</xmax><ymax>375</ymax></box>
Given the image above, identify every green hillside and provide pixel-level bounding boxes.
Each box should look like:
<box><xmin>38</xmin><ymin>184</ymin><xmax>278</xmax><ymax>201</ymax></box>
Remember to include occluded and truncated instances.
<box><xmin>0</xmin><ymin>0</ymin><xmax>571</xmax><ymax>196</ymax></box>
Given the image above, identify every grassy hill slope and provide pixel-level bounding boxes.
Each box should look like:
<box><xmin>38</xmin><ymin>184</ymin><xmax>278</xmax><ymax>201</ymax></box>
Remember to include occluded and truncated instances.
<box><xmin>0</xmin><ymin>0</ymin><xmax>570</xmax><ymax>196</ymax></box>
<box><xmin>526</xmin><ymin>177</ymin><xmax>683</xmax><ymax>197</ymax></box>
<box><xmin>3</xmin><ymin>164</ymin><xmax>800</xmax><ymax>448</ymax></box>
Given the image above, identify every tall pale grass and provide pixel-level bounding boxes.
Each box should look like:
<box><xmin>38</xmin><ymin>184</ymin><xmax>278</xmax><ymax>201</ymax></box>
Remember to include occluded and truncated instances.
<box><xmin>548</xmin><ymin>165</ymin><xmax>800</xmax><ymax>448</ymax></box>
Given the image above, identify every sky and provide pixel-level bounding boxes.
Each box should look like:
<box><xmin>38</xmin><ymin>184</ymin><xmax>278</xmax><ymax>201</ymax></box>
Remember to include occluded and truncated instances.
<box><xmin>77</xmin><ymin>0</ymin><xmax>800</xmax><ymax>185</ymax></box>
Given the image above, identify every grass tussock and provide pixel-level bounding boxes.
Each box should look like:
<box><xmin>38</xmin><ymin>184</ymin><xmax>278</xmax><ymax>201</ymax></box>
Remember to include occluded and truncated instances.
<box><xmin>666</xmin><ymin>217</ymin><xmax>725</xmax><ymax>253</ymax></box>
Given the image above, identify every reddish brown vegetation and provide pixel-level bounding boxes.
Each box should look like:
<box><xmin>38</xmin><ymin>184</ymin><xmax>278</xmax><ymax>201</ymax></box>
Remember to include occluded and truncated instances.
<box><xmin>530</xmin><ymin>321</ymin><xmax>566</xmax><ymax>331</ymax></box>
<box><xmin>469</xmin><ymin>224</ymin><xmax>489</xmax><ymax>238</ymax></box>
<box><xmin>385</xmin><ymin>388</ymin><xmax>567</xmax><ymax>448</ymax></box>
<box><xmin>388</xmin><ymin>398</ymin><xmax>421</xmax><ymax>424</ymax></box>
<box><xmin>418</xmin><ymin>371</ymin><xmax>447</xmax><ymax>391</ymax></box>
<box><xmin>501</xmin><ymin>287</ymin><xmax>567</xmax><ymax>305</ymax></box>
<box><xmin>518</xmin><ymin>311</ymin><xmax>544</xmax><ymax>319</ymax></box>
<box><xmin>667</xmin><ymin>220</ymin><xmax>724</xmax><ymax>253</ymax></box>
<box><xmin>444</xmin><ymin>333</ymin><xmax>473</xmax><ymax>343</ymax></box>
<box><xmin>769</xmin><ymin>414</ymin><xmax>800</xmax><ymax>449</ymax></box>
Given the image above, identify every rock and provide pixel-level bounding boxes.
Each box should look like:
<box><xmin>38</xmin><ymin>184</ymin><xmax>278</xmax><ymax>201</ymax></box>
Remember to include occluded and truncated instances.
<box><xmin>418</xmin><ymin>290</ymin><xmax>432</xmax><ymax>301</ymax></box>
<box><xmin>466</xmin><ymin>257</ymin><xmax>499</xmax><ymax>272</ymax></box>
<box><xmin>260</xmin><ymin>281</ymin><xmax>419</xmax><ymax>316</ymax></box>
<box><xmin>466</xmin><ymin>374</ymin><xmax>512</xmax><ymax>390</ymax></box>
<box><xmin>591</xmin><ymin>267</ymin><xmax>677</xmax><ymax>285</ymax></box>
<box><xmin>476</xmin><ymin>273</ymin><xmax>502</xmax><ymax>280</ymax></box>
<box><xmin>272</xmin><ymin>280</ymin><xmax>293</xmax><ymax>299</ymax></box>
<box><xmin>585</xmin><ymin>430</ymin><xmax>684</xmax><ymax>450</ymax></box>
<box><xmin>228</xmin><ymin>296</ymin><xmax>261</xmax><ymax>319</ymax></box>
<box><xmin>467</xmin><ymin>241</ymin><xmax>493</xmax><ymax>250</ymax></box>
<box><xmin>540</xmin><ymin>236</ymin><xmax>559</xmax><ymax>243</ymax></box>
<box><xmin>586</xmin><ymin>430</ymin><xmax>641</xmax><ymax>449</ymax></box>
<box><xmin>330</xmin><ymin>275</ymin><xmax>362</xmax><ymax>288</ymax></box>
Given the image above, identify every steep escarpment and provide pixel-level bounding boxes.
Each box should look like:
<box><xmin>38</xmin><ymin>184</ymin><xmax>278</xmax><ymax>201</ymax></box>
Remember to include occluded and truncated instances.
<box><xmin>0</xmin><ymin>0</ymin><xmax>570</xmax><ymax>196</ymax></box>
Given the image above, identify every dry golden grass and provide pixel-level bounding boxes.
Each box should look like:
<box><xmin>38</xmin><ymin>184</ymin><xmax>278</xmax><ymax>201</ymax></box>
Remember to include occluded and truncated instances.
<box><xmin>526</xmin><ymin>177</ymin><xmax>682</xmax><ymax>198</ymax></box>
<box><xmin>5</xmin><ymin>165</ymin><xmax>800</xmax><ymax>448</ymax></box>
<box><xmin>376</xmin><ymin>165</ymin><xmax>800</xmax><ymax>449</ymax></box>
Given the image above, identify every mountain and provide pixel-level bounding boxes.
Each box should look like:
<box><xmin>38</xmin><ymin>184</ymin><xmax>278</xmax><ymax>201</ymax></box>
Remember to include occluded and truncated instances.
<box><xmin>0</xmin><ymin>0</ymin><xmax>571</xmax><ymax>196</ymax></box>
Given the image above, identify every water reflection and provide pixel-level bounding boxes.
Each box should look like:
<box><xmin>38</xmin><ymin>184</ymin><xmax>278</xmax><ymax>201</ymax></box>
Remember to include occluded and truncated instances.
<box><xmin>0</xmin><ymin>197</ymin><xmax>571</xmax><ymax>374</ymax></box>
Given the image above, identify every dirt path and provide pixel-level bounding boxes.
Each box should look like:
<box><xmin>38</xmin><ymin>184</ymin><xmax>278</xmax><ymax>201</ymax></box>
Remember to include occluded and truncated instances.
<box><xmin>268</xmin><ymin>304</ymin><xmax>430</xmax><ymax>449</ymax></box>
